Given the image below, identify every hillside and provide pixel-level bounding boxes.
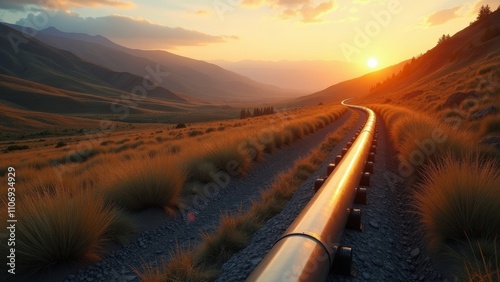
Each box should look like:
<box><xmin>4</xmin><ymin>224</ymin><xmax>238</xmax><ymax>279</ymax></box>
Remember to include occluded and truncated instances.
<box><xmin>291</xmin><ymin>60</ymin><xmax>408</xmax><ymax>106</ymax></box>
<box><xmin>17</xmin><ymin>25</ymin><xmax>299</xmax><ymax>103</ymax></box>
<box><xmin>295</xmin><ymin>9</ymin><xmax>500</xmax><ymax>109</ymax></box>
<box><xmin>210</xmin><ymin>59</ymin><xmax>365</xmax><ymax>92</ymax></box>
<box><xmin>0</xmin><ymin>23</ymin><xmax>189</xmax><ymax>105</ymax></box>
<box><xmin>361</xmin><ymin>9</ymin><xmax>500</xmax><ymax>110</ymax></box>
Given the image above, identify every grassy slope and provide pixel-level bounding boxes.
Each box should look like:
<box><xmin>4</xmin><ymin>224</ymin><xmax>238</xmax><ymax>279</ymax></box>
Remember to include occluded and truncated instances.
<box><xmin>364</xmin><ymin>9</ymin><xmax>500</xmax><ymax>280</ymax></box>
<box><xmin>0</xmin><ymin>104</ymin><xmax>345</xmax><ymax>278</ymax></box>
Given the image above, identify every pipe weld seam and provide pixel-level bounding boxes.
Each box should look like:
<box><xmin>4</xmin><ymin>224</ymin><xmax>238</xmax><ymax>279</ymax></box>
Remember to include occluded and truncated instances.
<box><xmin>274</xmin><ymin>232</ymin><xmax>332</xmax><ymax>267</ymax></box>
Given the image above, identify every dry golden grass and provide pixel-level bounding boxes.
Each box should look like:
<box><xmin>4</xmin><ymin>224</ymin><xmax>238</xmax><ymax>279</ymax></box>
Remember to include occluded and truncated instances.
<box><xmin>102</xmin><ymin>157</ymin><xmax>186</xmax><ymax>212</ymax></box>
<box><xmin>136</xmin><ymin>108</ymin><xmax>358</xmax><ymax>281</ymax></box>
<box><xmin>372</xmin><ymin>103</ymin><xmax>500</xmax><ymax>279</ymax></box>
<box><xmin>0</xmin><ymin>104</ymin><xmax>348</xmax><ymax>276</ymax></box>
<box><xmin>0</xmin><ymin>186</ymin><xmax>134</xmax><ymax>275</ymax></box>
<box><xmin>415</xmin><ymin>154</ymin><xmax>500</xmax><ymax>252</ymax></box>
<box><xmin>134</xmin><ymin>247</ymin><xmax>217</xmax><ymax>282</ymax></box>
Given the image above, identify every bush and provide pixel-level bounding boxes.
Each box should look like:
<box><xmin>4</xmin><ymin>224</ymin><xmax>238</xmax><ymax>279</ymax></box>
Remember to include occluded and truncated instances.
<box><xmin>5</xmin><ymin>145</ymin><xmax>29</xmax><ymax>152</ymax></box>
<box><xmin>204</xmin><ymin>140</ymin><xmax>251</xmax><ymax>175</ymax></box>
<box><xmin>285</xmin><ymin>124</ymin><xmax>304</xmax><ymax>140</ymax></box>
<box><xmin>55</xmin><ymin>141</ymin><xmax>67</xmax><ymax>148</ymax></box>
<box><xmin>0</xmin><ymin>187</ymin><xmax>128</xmax><ymax>275</ymax></box>
<box><xmin>103</xmin><ymin>158</ymin><xmax>186</xmax><ymax>212</ymax></box>
<box><xmin>416</xmin><ymin>155</ymin><xmax>500</xmax><ymax>251</ymax></box>
<box><xmin>189</xmin><ymin>130</ymin><xmax>204</xmax><ymax>137</ymax></box>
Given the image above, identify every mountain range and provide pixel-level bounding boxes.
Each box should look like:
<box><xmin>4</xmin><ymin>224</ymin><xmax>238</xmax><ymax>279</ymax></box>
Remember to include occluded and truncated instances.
<box><xmin>1</xmin><ymin>9</ymin><xmax>499</xmax><ymax>133</ymax></box>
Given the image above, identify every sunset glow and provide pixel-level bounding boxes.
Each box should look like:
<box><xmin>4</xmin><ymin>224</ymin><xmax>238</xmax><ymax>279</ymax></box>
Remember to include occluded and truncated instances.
<box><xmin>1</xmin><ymin>0</ymin><xmax>498</xmax><ymax>67</ymax></box>
<box><xmin>367</xmin><ymin>57</ymin><xmax>379</xmax><ymax>69</ymax></box>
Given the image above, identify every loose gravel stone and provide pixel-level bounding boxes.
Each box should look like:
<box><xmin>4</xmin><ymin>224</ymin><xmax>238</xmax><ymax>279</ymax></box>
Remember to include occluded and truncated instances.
<box><xmin>369</xmin><ymin>220</ymin><xmax>379</xmax><ymax>229</ymax></box>
<box><xmin>411</xmin><ymin>248</ymin><xmax>421</xmax><ymax>258</ymax></box>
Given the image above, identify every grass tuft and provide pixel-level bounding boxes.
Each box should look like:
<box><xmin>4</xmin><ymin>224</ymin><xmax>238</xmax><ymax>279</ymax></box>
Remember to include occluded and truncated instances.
<box><xmin>103</xmin><ymin>158</ymin><xmax>186</xmax><ymax>212</ymax></box>
<box><xmin>0</xmin><ymin>187</ymin><xmax>125</xmax><ymax>274</ymax></box>
<box><xmin>416</xmin><ymin>154</ymin><xmax>500</xmax><ymax>252</ymax></box>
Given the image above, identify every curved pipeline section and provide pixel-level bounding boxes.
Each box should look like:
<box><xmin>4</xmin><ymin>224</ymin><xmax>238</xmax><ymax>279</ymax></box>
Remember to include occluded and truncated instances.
<box><xmin>247</xmin><ymin>100</ymin><xmax>376</xmax><ymax>281</ymax></box>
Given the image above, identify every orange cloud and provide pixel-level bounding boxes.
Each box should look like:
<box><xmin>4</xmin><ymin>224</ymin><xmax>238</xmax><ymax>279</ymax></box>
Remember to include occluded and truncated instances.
<box><xmin>0</xmin><ymin>0</ymin><xmax>134</xmax><ymax>11</ymax></box>
<box><xmin>425</xmin><ymin>5</ymin><xmax>462</xmax><ymax>26</ymax></box>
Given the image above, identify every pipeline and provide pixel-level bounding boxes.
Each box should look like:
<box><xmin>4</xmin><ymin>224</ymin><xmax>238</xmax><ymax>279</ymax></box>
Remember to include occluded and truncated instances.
<box><xmin>247</xmin><ymin>100</ymin><xmax>377</xmax><ymax>281</ymax></box>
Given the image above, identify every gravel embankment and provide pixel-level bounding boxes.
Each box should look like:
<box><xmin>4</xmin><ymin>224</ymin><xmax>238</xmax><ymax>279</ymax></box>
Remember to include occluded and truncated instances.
<box><xmin>216</xmin><ymin>109</ymin><xmax>367</xmax><ymax>281</ymax></box>
<box><xmin>49</xmin><ymin>110</ymin><xmax>355</xmax><ymax>282</ymax></box>
<box><xmin>217</xmin><ymin>109</ymin><xmax>442</xmax><ymax>282</ymax></box>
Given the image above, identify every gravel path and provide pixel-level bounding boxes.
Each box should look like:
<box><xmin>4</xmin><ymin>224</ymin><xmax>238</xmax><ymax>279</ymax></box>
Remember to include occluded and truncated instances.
<box><xmin>327</xmin><ymin>112</ymin><xmax>441</xmax><ymax>282</ymax></box>
<box><xmin>42</xmin><ymin>109</ymin><xmax>355</xmax><ymax>282</ymax></box>
<box><xmin>216</xmin><ymin>109</ymin><xmax>367</xmax><ymax>281</ymax></box>
<box><xmin>217</xmin><ymin>109</ymin><xmax>443</xmax><ymax>282</ymax></box>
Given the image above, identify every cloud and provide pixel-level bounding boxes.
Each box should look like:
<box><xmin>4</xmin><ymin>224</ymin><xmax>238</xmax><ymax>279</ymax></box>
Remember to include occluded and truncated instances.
<box><xmin>410</xmin><ymin>0</ymin><xmax>499</xmax><ymax>30</ymax></box>
<box><xmin>15</xmin><ymin>12</ymin><xmax>235</xmax><ymax>49</ymax></box>
<box><xmin>193</xmin><ymin>10</ymin><xmax>209</xmax><ymax>16</ymax></box>
<box><xmin>425</xmin><ymin>5</ymin><xmax>462</xmax><ymax>26</ymax></box>
<box><xmin>0</xmin><ymin>0</ymin><xmax>133</xmax><ymax>11</ymax></box>
<box><xmin>242</xmin><ymin>0</ymin><xmax>337</xmax><ymax>23</ymax></box>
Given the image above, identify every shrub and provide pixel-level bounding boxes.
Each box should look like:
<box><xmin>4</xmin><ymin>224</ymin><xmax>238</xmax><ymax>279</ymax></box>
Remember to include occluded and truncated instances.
<box><xmin>285</xmin><ymin>124</ymin><xmax>304</xmax><ymax>140</ymax></box>
<box><xmin>103</xmin><ymin>158</ymin><xmax>186</xmax><ymax>212</ymax></box>
<box><xmin>184</xmin><ymin>159</ymin><xmax>218</xmax><ymax>183</ymax></box>
<box><xmin>204</xmin><ymin>140</ymin><xmax>251</xmax><ymax>175</ymax></box>
<box><xmin>136</xmin><ymin>248</ymin><xmax>217</xmax><ymax>282</ymax></box>
<box><xmin>116</xmin><ymin>138</ymin><xmax>130</xmax><ymax>145</ymax></box>
<box><xmin>481</xmin><ymin>115</ymin><xmax>500</xmax><ymax>136</ymax></box>
<box><xmin>55</xmin><ymin>141</ymin><xmax>67</xmax><ymax>148</ymax></box>
<box><xmin>416</xmin><ymin>155</ymin><xmax>500</xmax><ymax>252</ymax></box>
<box><xmin>205</xmin><ymin>127</ymin><xmax>216</xmax><ymax>133</ymax></box>
<box><xmin>196</xmin><ymin>215</ymin><xmax>252</xmax><ymax>264</ymax></box>
<box><xmin>0</xmin><ymin>187</ymin><xmax>125</xmax><ymax>275</ymax></box>
<box><xmin>52</xmin><ymin>149</ymin><xmax>100</xmax><ymax>165</ymax></box>
<box><xmin>100</xmin><ymin>140</ymin><xmax>115</xmax><ymax>146</ymax></box>
<box><xmin>189</xmin><ymin>130</ymin><xmax>204</xmax><ymax>137</ymax></box>
<box><xmin>5</xmin><ymin>145</ymin><xmax>29</xmax><ymax>152</ymax></box>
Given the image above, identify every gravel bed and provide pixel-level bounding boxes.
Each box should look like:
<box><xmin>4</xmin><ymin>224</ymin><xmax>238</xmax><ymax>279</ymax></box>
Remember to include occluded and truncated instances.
<box><xmin>35</xmin><ymin>110</ymin><xmax>355</xmax><ymax>282</ymax></box>
<box><xmin>216</xmin><ymin>109</ymin><xmax>367</xmax><ymax>281</ymax></box>
<box><xmin>327</xmin><ymin>112</ymin><xmax>441</xmax><ymax>282</ymax></box>
<box><xmin>218</xmin><ymin>110</ymin><xmax>443</xmax><ymax>282</ymax></box>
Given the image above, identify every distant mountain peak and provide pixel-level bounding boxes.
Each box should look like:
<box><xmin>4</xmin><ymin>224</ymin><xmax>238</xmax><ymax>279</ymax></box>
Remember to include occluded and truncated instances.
<box><xmin>40</xmin><ymin>26</ymin><xmax>118</xmax><ymax>49</ymax></box>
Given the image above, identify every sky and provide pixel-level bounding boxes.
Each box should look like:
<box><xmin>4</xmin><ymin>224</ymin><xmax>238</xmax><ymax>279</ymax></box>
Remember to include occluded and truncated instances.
<box><xmin>1</xmin><ymin>0</ymin><xmax>499</xmax><ymax>69</ymax></box>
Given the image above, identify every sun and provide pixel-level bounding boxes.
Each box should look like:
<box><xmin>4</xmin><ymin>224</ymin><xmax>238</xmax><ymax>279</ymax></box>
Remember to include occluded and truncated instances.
<box><xmin>367</xmin><ymin>57</ymin><xmax>378</xmax><ymax>69</ymax></box>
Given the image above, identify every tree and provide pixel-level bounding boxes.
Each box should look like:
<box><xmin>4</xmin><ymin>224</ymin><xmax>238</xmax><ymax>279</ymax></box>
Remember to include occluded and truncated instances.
<box><xmin>437</xmin><ymin>34</ymin><xmax>451</xmax><ymax>45</ymax></box>
<box><xmin>477</xmin><ymin>5</ymin><xmax>492</xmax><ymax>21</ymax></box>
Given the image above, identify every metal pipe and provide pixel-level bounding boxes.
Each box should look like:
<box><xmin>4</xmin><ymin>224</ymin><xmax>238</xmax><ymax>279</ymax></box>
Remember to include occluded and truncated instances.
<box><xmin>247</xmin><ymin>100</ymin><xmax>376</xmax><ymax>281</ymax></box>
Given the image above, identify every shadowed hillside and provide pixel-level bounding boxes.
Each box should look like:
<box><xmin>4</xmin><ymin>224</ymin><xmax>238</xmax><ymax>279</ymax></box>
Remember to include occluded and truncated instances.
<box><xmin>0</xmin><ymin>23</ymin><xmax>187</xmax><ymax>105</ymax></box>
<box><xmin>11</xmin><ymin>25</ymin><xmax>300</xmax><ymax>103</ymax></box>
